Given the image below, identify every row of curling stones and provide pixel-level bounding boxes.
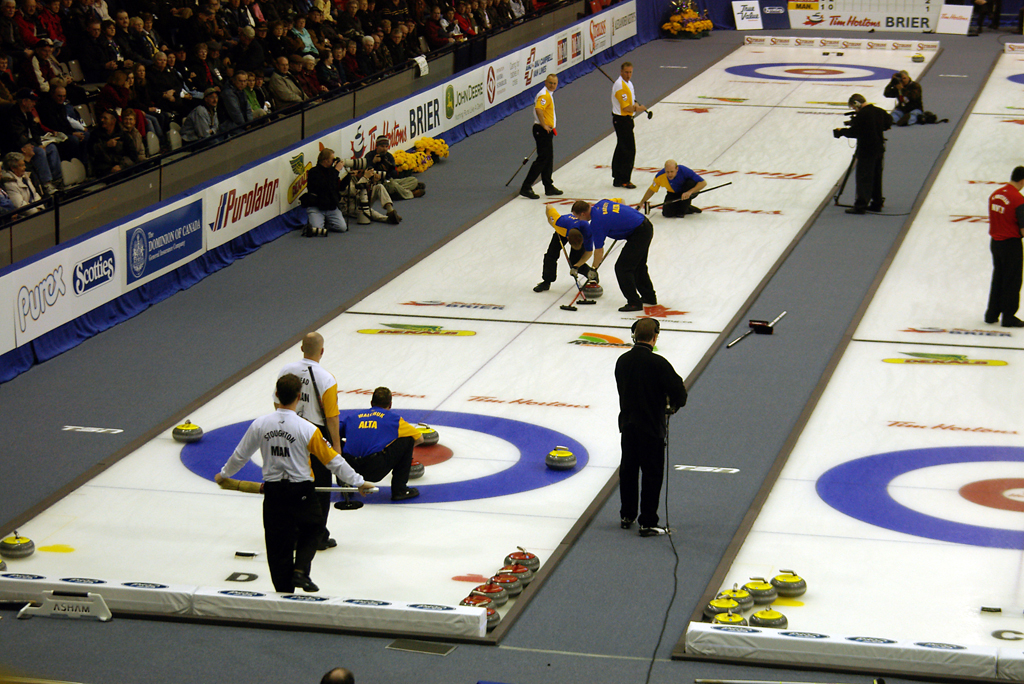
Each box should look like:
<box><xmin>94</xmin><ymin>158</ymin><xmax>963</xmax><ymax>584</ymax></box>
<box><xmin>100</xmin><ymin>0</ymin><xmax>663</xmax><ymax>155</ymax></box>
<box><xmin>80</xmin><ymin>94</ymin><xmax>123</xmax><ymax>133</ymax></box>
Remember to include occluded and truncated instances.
<box><xmin>0</xmin><ymin>531</ymin><xmax>36</xmax><ymax>560</ymax></box>
<box><xmin>460</xmin><ymin>548</ymin><xmax>541</xmax><ymax>631</ymax></box>
<box><xmin>409</xmin><ymin>423</ymin><xmax>439</xmax><ymax>480</ymax></box>
<box><xmin>703</xmin><ymin>571</ymin><xmax>807</xmax><ymax>628</ymax></box>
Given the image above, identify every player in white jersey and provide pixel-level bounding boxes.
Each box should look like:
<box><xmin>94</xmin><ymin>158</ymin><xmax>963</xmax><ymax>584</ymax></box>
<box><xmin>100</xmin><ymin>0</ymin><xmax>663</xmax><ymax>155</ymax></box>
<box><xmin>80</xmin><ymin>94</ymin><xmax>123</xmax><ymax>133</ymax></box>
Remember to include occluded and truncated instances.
<box><xmin>610</xmin><ymin>62</ymin><xmax>646</xmax><ymax>189</ymax></box>
<box><xmin>218</xmin><ymin>374</ymin><xmax>374</xmax><ymax>593</ymax></box>
<box><xmin>277</xmin><ymin>331</ymin><xmax>340</xmax><ymax>550</ymax></box>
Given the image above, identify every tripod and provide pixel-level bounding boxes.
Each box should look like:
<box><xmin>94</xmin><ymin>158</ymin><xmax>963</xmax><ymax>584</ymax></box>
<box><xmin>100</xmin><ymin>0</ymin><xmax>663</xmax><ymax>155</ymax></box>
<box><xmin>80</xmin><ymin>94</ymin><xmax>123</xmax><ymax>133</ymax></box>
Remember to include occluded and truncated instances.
<box><xmin>833</xmin><ymin>151</ymin><xmax>856</xmax><ymax>206</ymax></box>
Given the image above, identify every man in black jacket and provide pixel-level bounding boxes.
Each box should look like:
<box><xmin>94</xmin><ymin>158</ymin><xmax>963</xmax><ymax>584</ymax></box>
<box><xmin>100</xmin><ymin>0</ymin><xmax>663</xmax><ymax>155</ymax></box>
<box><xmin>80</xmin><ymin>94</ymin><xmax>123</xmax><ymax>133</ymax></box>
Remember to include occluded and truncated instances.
<box><xmin>304</xmin><ymin>147</ymin><xmax>348</xmax><ymax>233</ymax></box>
<box><xmin>883</xmin><ymin>70</ymin><xmax>923</xmax><ymax>126</ymax></box>
<box><xmin>834</xmin><ymin>93</ymin><xmax>890</xmax><ymax>214</ymax></box>
<box><xmin>614</xmin><ymin>317</ymin><xmax>687</xmax><ymax>537</ymax></box>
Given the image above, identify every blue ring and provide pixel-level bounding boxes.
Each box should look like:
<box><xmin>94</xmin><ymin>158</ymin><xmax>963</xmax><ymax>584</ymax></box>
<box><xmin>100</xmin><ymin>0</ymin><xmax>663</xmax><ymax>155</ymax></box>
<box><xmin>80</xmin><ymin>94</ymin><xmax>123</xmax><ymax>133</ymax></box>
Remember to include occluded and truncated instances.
<box><xmin>181</xmin><ymin>410</ymin><xmax>589</xmax><ymax>504</ymax></box>
<box><xmin>816</xmin><ymin>446</ymin><xmax>1024</xmax><ymax>549</ymax></box>
<box><xmin>725</xmin><ymin>62</ymin><xmax>893</xmax><ymax>82</ymax></box>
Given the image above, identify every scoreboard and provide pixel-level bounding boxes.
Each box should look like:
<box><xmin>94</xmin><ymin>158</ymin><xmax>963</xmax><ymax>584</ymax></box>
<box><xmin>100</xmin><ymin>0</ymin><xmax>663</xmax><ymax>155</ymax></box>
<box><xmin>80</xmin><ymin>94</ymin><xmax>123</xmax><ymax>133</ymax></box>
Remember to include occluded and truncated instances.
<box><xmin>787</xmin><ymin>0</ymin><xmax>940</xmax><ymax>31</ymax></box>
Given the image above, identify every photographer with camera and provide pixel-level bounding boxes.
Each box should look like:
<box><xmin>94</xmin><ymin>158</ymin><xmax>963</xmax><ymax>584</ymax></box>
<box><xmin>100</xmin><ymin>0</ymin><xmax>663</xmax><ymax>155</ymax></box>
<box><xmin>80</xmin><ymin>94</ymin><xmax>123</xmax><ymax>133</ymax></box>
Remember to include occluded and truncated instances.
<box><xmin>341</xmin><ymin>164</ymin><xmax>402</xmax><ymax>225</ymax></box>
<box><xmin>366</xmin><ymin>135</ymin><xmax>424</xmax><ymax>200</ymax></box>
<box><xmin>834</xmin><ymin>94</ymin><xmax>891</xmax><ymax>215</ymax></box>
<box><xmin>301</xmin><ymin>148</ymin><xmax>348</xmax><ymax>236</ymax></box>
<box><xmin>884</xmin><ymin>70</ymin><xmax>924</xmax><ymax>127</ymax></box>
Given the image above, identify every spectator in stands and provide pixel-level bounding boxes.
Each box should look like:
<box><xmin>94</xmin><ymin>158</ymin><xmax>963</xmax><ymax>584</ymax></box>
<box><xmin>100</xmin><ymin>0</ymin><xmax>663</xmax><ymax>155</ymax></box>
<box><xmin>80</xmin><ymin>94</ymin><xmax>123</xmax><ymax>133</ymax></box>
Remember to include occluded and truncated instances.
<box><xmin>265</xmin><ymin>20</ymin><xmax>291</xmax><ymax>61</ymax></box>
<box><xmin>382</xmin><ymin>26</ymin><xmax>405</xmax><ymax>66</ymax></box>
<box><xmin>291</xmin><ymin>13</ymin><xmax>319</xmax><ymax>55</ymax></box>
<box><xmin>249</xmin><ymin>0</ymin><xmax>279</xmax><ymax>25</ymax></box>
<box><xmin>168</xmin><ymin>49</ymin><xmax>203</xmax><ymax>97</ymax></box>
<box><xmin>229</xmin><ymin>25</ymin><xmax>264</xmax><ymax>73</ymax></box>
<box><xmin>15</xmin><ymin>0</ymin><xmax>46</xmax><ymax>51</ymax></box>
<box><xmin>0</xmin><ymin>0</ymin><xmax>29</xmax><ymax>62</ymax></box>
<box><xmin>473</xmin><ymin>0</ymin><xmax>492</xmax><ymax>31</ymax></box>
<box><xmin>296</xmin><ymin>53</ymin><xmax>323</xmax><ymax>97</ymax></box>
<box><xmin>181</xmin><ymin>87</ymin><xmax>219</xmax><ymax>142</ymax></box>
<box><xmin>316</xmin><ymin>47</ymin><xmax>343</xmax><ymax>90</ymax></box>
<box><xmin>357</xmin><ymin>33</ymin><xmax>377</xmax><ymax>73</ymax></box>
<box><xmin>188</xmin><ymin>42</ymin><xmax>220</xmax><ymax>91</ymax></box>
<box><xmin>126</xmin><ymin>63</ymin><xmax>164</xmax><ymax>141</ymax></box>
<box><xmin>20</xmin><ymin>36</ymin><xmax>59</xmax><ymax>91</ymax></box>
<box><xmin>141</xmin><ymin>12</ymin><xmax>167</xmax><ymax>54</ymax></box>
<box><xmin>37</xmin><ymin>0</ymin><xmax>65</xmax><ymax>45</ymax></box>
<box><xmin>95</xmin><ymin>68</ymin><xmax>128</xmax><ymax>115</ymax></box>
<box><xmin>220</xmin><ymin>68</ymin><xmax>251</xmax><ymax>130</ymax></box>
<box><xmin>378</xmin><ymin>0</ymin><xmax>410</xmax><ymax>25</ymax></box>
<box><xmin>3</xmin><ymin>88</ymin><xmax>63</xmax><ymax>194</ymax></box>
<box><xmin>356</xmin><ymin>0</ymin><xmax>375</xmax><ymax>33</ymax></box>
<box><xmin>113</xmin><ymin>10</ymin><xmax>143</xmax><ymax>64</ymax></box>
<box><xmin>93</xmin><ymin>0</ymin><xmax>109</xmax><ymax>21</ymax></box>
<box><xmin>267</xmin><ymin>54</ymin><xmax>303</xmax><ymax>108</ymax></box>
<box><xmin>2</xmin><ymin>150</ymin><xmax>43</xmax><ymax>213</ymax></box>
<box><xmin>100</xmin><ymin>19</ymin><xmax>133</xmax><ymax>71</ymax></box>
<box><xmin>0</xmin><ymin>51</ymin><xmax>15</xmax><ymax>96</ymax></box>
<box><xmin>220</xmin><ymin>0</ymin><xmax>247</xmax><ymax>38</ymax></box>
<box><xmin>90</xmin><ymin>110</ymin><xmax>136</xmax><ymax>175</ymax></box>
<box><xmin>180</xmin><ymin>4</ymin><xmax>221</xmax><ymax>50</ymax></box>
<box><xmin>320</xmin><ymin>667</ymin><xmax>355</xmax><ymax>684</ymax></box>
<box><xmin>249</xmin><ymin>69</ymin><xmax>270</xmax><ymax>114</ymax></box>
<box><xmin>337</xmin><ymin>0</ymin><xmax>363</xmax><ymax>40</ymax></box>
<box><xmin>452</xmin><ymin>1</ymin><xmax>475</xmax><ymax>35</ymax></box>
<box><xmin>424</xmin><ymin>5</ymin><xmax>452</xmax><ymax>49</ymax></box>
<box><xmin>372</xmin><ymin>32</ymin><xmax>391</xmax><ymax>70</ymax></box>
<box><xmin>37</xmin><ymin>80</ymin><xmax>88</xmax><ymax>165</ymax></box>
<box><xmin>120</xmin><ymin>108</ymin><xmax>147</xmax><ymax>161</ymax></box>
<box><xmin>127</xmin><ymin>16</ymin><xmax>154</xmax><ymax>64</ymax></box>
<box><xmin>340</xmin><ymin>38</ymin><xmax>361</xmax><ymax>80</ymax></box>
<box><xmin>148</xmin><ymin>51</ymin><xmax>192</xmax><ymax>116</ymax></box>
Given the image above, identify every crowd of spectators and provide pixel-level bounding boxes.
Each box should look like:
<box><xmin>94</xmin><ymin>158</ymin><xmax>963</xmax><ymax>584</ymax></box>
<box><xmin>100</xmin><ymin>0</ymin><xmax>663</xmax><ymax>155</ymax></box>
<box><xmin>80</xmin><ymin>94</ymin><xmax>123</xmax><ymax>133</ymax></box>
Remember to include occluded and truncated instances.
<box><xmin>0</xmin><ymin>0</ymin><xmax>548</xmax><ymax>214</ymax></box>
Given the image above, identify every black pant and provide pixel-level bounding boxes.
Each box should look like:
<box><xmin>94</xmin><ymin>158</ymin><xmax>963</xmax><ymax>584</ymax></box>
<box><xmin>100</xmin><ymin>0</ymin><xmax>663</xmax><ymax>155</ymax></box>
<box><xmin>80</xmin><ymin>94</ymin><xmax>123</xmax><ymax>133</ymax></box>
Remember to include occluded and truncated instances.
<box><xmin>619</xmin><ymin>428</ymin><xmax>665</xmax><ymax>528</ymax></box>
<box><xmin>611</xmin><ymin>114</ymin><xmax>635</xmax><ymax>185</ymax></box>
<box><xmin>541</xmin><ymin>232</ymin><xmax>584</xmax><ymax>283</ymax></box>
<box><xmin>263</xmin><ymin>480</ymin><xmax>322</xmax><ymax>592</ymax></box>
<box><xmin>346</xmin><ymin>436</ymin><xmax>415</xmax><ymax>492</ymax></box>
<box><xmin>854</xmin><ymin>148</ymin><xmax>884</xmax><ymax>209</ymax></box>
<box><xmin>987</xmin><ymin>237</ymin><xmax>1023</xmax><ymax>323</ymax></box>
<box><xmin>521</xmin><ymin>124</ymin><xmax>554</xmax><ymax>192</ymax></box>
<box><xmin>663</xmin><ymin>178</ymin><xmax>698</xmax><ymax>218</ymax></box>
<box><xmin>615</xmin><ymin>218</ymin><xmax>656</xmax><ymax>307</ymax></box>
<box><xmin>309</xmin><ymin>424</ymin><xmax>334</xmax><ymax>540</ymax></box>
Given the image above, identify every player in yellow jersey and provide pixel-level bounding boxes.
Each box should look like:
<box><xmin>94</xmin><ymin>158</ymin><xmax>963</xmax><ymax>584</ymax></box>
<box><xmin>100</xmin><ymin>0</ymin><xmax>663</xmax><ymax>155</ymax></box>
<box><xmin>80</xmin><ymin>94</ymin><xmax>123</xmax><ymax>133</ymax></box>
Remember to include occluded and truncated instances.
<box><xmin>611</xmin><ymin>62</ymin><xmax>647</xmax><ymax>189</ymax></box>
<box><xmin>519</xmin><ymin>74</ymin><xmax>563</xmax><ymax>199</ymax></box>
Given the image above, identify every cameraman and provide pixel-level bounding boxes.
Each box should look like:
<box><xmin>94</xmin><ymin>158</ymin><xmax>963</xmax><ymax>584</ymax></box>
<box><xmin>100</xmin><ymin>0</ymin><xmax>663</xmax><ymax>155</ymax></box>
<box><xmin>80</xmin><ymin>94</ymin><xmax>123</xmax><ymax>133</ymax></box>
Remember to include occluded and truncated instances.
<box><xmin>341</xmin><ymin>165</ymin><xmax>402</xmax><ymax>225</ymax></box>
<box><xmin>366</xmin><ymin>135</ymin><xmax>424</xmax><ymax>200</ymax></box>
<box><xmin>884</xmin><ymin>70</ymin><xmax>924</xmax><ymax>127</ymax></box>
<box><xmin>303</xmin><ymin>148</ymin><xmax>348</xmax><ymax>234</ymax></box>
<box><xmin>834</xmin><ymin>94</ymin><xmax>891</xmax><ymax>214</ymax></box>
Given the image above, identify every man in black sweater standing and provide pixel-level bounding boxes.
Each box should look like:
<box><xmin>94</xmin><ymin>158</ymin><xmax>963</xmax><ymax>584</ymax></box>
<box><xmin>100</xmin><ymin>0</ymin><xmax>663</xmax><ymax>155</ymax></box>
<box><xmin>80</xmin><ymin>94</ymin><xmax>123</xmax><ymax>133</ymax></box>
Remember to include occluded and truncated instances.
<box><xmin>615</xmin><ymin>317</ymin><xmax>687</xmax><ymax>537</ymax></box>
<box><xmin>834</xmin><ymin>93</ymin><xmax>890</xmax><ymax>214</ymax></box>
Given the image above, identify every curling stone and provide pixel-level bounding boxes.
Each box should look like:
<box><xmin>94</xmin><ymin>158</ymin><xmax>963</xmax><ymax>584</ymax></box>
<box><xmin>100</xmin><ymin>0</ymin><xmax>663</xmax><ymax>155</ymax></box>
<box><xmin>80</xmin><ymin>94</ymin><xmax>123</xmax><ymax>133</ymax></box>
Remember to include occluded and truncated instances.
<box><xmin>172</xmin><ymin>420</ymin><xmax>204</xmax><ymax>443</ymax></box>
<box><xmin>504</xmin><ymin>547</ymin><xmax>540</xmax><ymax>572</ymax></box>
<box><xmin>497</xmin><ymin>563</ymin><xmax>533</xmax><ymax>586</ymax></box>
<box><xmin>0</xmin><ymin>559</ymin><xmax>6</xmax><ymax>571</ymax></box>
<box><xmin>912</xmin><ymin>53</ymin><xmax>924</xmax><ymax>63</ymax></box>
<box><xmin>546</xmin><ymin>446</ymin><xmax>576</xmax><ymax>471</ymax></box>
<box><xmin>712</xmin><ymin>610</ymin><xmax>747</xmax><ymax>626</ymax></box>
<box><xmin>582</xmin><ymin>282</ymin><xmax>603</xmax><ymax>299</ymax></box>
<box><xmin>486</xmin><ymin>607</ymin><xmax>500</xmax><ymax>630</ymax></box>
<box><xmin>490</xmin><ymin>573</ymin><xmax>522</xmax><ymax>597</ymax></box>
<box><xmin>719</xmin><ymin>584</ymin><xmax>754</xmax><ymax>611</ymax></box>
<box><xmin>749</xmin><ymin>606</ymin><xmax>788</xmax><ymax>629</ymax></box>
<box><xmin>409</xmin><ymin>460</ymin><xmax>424</xmax><ymax>480</ymax></box>
<box><xmin>470</xmin><ymin>583</ymin><xmax>508</xmax><ymax>607</ymax></box>
<box><xmin>0</xmin><ymin>533</ymin><xmax>35</xmax><ymax>559</ymax></box>
<box><xmin>743</xmin><ymin>577</ymin><xmax>777</xmax><ymax>605</ymax></box>
<box><xmin>771</xmin><ymin>569</ymin><xmax>807</xmax><ymax>597</ymax></box>
<box><xmin>460</xmin><ymin>595</ymin><xmax>493</xmax><ymax>609</ymax></box>
<box><xmin>703</xmin><ymin>597</ymin><xmax>741</xmax><ymax>620</ymax></box>
<box><xmin>417</xmin><ymin>423</ymin><xmax>439</xmax><ymax>446</ymax></box>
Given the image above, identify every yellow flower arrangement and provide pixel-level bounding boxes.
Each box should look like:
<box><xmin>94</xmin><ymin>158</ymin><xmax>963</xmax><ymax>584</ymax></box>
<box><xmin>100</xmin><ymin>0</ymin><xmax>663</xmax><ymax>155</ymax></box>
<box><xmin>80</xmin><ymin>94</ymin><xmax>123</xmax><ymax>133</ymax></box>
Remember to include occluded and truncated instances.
<box><xmin>415</xmin><ymin>137</ymin><xmax>450</xmax><ymax>159</ymax></box>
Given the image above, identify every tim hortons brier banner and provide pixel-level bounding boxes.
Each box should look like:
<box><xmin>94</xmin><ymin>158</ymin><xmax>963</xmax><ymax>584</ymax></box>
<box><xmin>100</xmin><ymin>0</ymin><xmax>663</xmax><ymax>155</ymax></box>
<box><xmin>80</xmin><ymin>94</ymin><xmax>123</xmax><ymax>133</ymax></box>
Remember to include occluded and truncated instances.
<box><xmin>788</xmin><ymin>3</ymin><xmax>942</xmax><ymax>31</ymax></box>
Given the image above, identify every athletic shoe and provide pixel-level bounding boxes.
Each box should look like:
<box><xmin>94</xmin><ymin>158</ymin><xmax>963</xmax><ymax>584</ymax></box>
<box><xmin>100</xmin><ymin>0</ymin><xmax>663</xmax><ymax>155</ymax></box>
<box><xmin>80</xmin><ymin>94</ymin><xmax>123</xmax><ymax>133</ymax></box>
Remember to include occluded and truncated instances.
<box><xmin>1002</xmin><ymin>317</ymin><xmax>1024</xmax><ymax>328</ymax></box>
<box><xmin>686</xmin><ymin>206</ymin><xmax>702</xmax><ymax>214</ymax></box>
<box><xmin>868</xmin><ymin>204</ymin><xmax>883</xmax><ymax>213</ymax></box>
<box><xmin>845</xmin><ymin>207</ymin><xmax>866</xmax><ymax>215</ymax></box>
<box><xmin>412</xmin><ymin>188</ymin><xmax>426</xmax><ymax>198</ymax></box>
<box><xmin>639</xmin><ymin>526</ymin><xmax>671</xmax><ymax>537</ymax></box>
<box><xmin>317</xmin><ymin>537</ymin><xmax>337</xmax><ymax>551</ymax></box>
<box><xmin>292</xmin><ymin>571</ymin><xmax>319</xmax><ymax>592</ymax></box>
<box><xmin>416</xmin><ymin>182</ymin><xmax>426</xmax><ymax>190</ymax></box>
<box><xmin>520</xmin><ymin>188</ymin><xmax>540</xmax><ymax>200</ymax></box>
<box><xmin>533</xmin><ymin>281</ymin><xmax>551</xmax><ymax>292</ymax></box>
<box><xmin>391</xmin><ymin>487</ymin><xmax>420</xmax><ymax>501</ymax></box>
<box><xmin>545</xmin><ymin>186</ymin><xmax>563</xmax><ymax>196</ymax></box>
<box><xmin>618</xmin><ymin>303</ymin><xmax>643</xmax><ymax>312</ymax></box>
<box><xmin>985</xmin><ymin>314</ymin><xmax>999</xmax><ymax>324</ymax></box>
<box><xmin>620</xmin><ymin>517</ymin><xmax>634</xmax><ymax>529</ymax></box>
<box><xmin>614</xmin><ymin>182</ymin><xmax>637</xmax><ymax>189</ymax></box>
<box><xmin>387</xmin><ymin>209</ymin><xmax>402</xmax><ymax>224</ymax></box>
<box><xmin>643</xmin><ymin>297</ymin><xmax>658</xmax><ymax>306</ymax></box>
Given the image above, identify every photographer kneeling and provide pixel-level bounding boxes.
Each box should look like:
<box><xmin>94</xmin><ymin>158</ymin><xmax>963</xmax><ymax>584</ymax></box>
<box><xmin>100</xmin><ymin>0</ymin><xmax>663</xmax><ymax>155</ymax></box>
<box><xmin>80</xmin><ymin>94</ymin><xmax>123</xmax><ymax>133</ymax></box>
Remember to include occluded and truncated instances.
<box><xmin>884</xmin><ymin>70</ymin><xmax>924</xmax><ymax>127</ymax></box>
<box><xmin>302</xmin><ymin>148</ymin><xmax>349</xmax><ymax>236</ymax></box>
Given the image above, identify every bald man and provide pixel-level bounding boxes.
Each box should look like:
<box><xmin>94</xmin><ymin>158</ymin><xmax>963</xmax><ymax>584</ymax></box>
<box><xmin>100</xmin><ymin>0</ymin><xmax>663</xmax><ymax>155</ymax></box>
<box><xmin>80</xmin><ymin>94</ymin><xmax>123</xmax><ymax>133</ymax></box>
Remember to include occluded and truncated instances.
<box><xmin>636</xmin><ymin>160</ymin><xmax>706</xmax><ymax>218</ymax></box>
<box><xmin>321</xmin><ymin>668</ymin><xmax>355</xmax><ymax>684</ymax></box>
<box><xmin>277</xmin><ymin>332</ymin><xmax>342</xmax><ymax>550</ymax></box>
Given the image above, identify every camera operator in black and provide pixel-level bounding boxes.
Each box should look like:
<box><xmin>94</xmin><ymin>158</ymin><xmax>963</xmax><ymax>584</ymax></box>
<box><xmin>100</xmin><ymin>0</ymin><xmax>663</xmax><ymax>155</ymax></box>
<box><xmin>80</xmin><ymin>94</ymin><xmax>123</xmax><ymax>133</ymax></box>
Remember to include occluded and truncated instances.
<box><xmin>883</xmin><ymin>70</ymin><xmax>923</xmax><ymax>126</ymax></box>
<box><xmin>834</xmin><ymin>94</ymin><xmax>891</xmax><ymax>214</ymax></box>
<box><xmin>615</xmin><ymin>317</ymin><xmax>687</xmax><ymax>537</ymax></box>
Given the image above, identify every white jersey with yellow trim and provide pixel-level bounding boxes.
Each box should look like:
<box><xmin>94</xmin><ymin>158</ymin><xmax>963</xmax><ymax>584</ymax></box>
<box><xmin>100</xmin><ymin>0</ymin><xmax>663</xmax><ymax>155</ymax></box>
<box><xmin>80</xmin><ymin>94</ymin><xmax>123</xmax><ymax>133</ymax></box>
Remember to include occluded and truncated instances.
<box><xmin>533</xmin><ymin>85</ymin><xmax>555</xmax><ymax>128</ymax></box>
<box><xmin>276</xmin><ymin>359</ymin><xmax>339</xmax><ymax>426</ymax></box>
<box><xmin>220</xmin><ymin>408</ymin><xmax>365</xmax><ymax>486</ymax></box>
<box><xmin>611</xmin><ymin>76</ymin><xmax>635</xmax><ymax>116</ymax></box>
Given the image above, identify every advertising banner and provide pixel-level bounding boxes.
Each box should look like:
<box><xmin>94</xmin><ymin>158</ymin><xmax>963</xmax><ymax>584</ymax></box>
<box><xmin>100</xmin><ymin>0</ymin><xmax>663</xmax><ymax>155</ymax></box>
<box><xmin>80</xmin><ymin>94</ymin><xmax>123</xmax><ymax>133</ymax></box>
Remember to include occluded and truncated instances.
<box><xmin>483</xmin><ymin>49</ymin><xmax>525</xmax><ymax>111</ymax></box>
<box><xmin>11</xmin><ymin>228</ymin><xmax>121</xmax><ymax>346</ymax></box>
<box><xmin>442</xmin><ymin>66</ymin><xmax>488</xmax><ymax>127</ymax></box>
<box><xmin>759</xmin><ymin>0</ymin><xmax>791</xmax><ymax>29</ymax></box>
<box><xmin>609</xmin><ymin>1</ymin><xmax>638</xmax><ymax>45</ymax></box>
<box><xmin>733</xmin><ymin>1</ymin><xmax>765</xmax><ymax>29</ymax></box>
<box><xmin>789</xmin><ymin>8</ymin><xmax>939</xmax><ymax>31</ymax></box>
<box><xmin>936</xmin><ymin>3</ymin><xmax>972</xmax><ymax>34</ymax></box>
<box><xmin>0</xmin><ymin>270</ymin><xmax>14</xmax><ymax>355</ymax></box>
<box><xmin>205</xmin><ymin>160</ymin><xmax>284</xmax><ymax>250</ymax></box>
<box><xmin>123</xmin><ymin>198</ymin><xmax>204</xmax><ymax>290</ymax></box>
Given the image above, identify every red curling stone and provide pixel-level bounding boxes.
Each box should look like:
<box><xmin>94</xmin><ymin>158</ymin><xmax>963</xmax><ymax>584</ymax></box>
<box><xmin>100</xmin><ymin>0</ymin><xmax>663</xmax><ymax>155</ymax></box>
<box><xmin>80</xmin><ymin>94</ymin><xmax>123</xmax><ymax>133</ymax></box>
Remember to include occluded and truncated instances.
<box><xmin>470</xmin><ymin>583</ymin><xmax>508</xmax><ymax>607</ymax></box>
<box><xmin>489</xmin><ymin>573</ymin><xmax>522</xmax><ymax>596</ymax></box>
